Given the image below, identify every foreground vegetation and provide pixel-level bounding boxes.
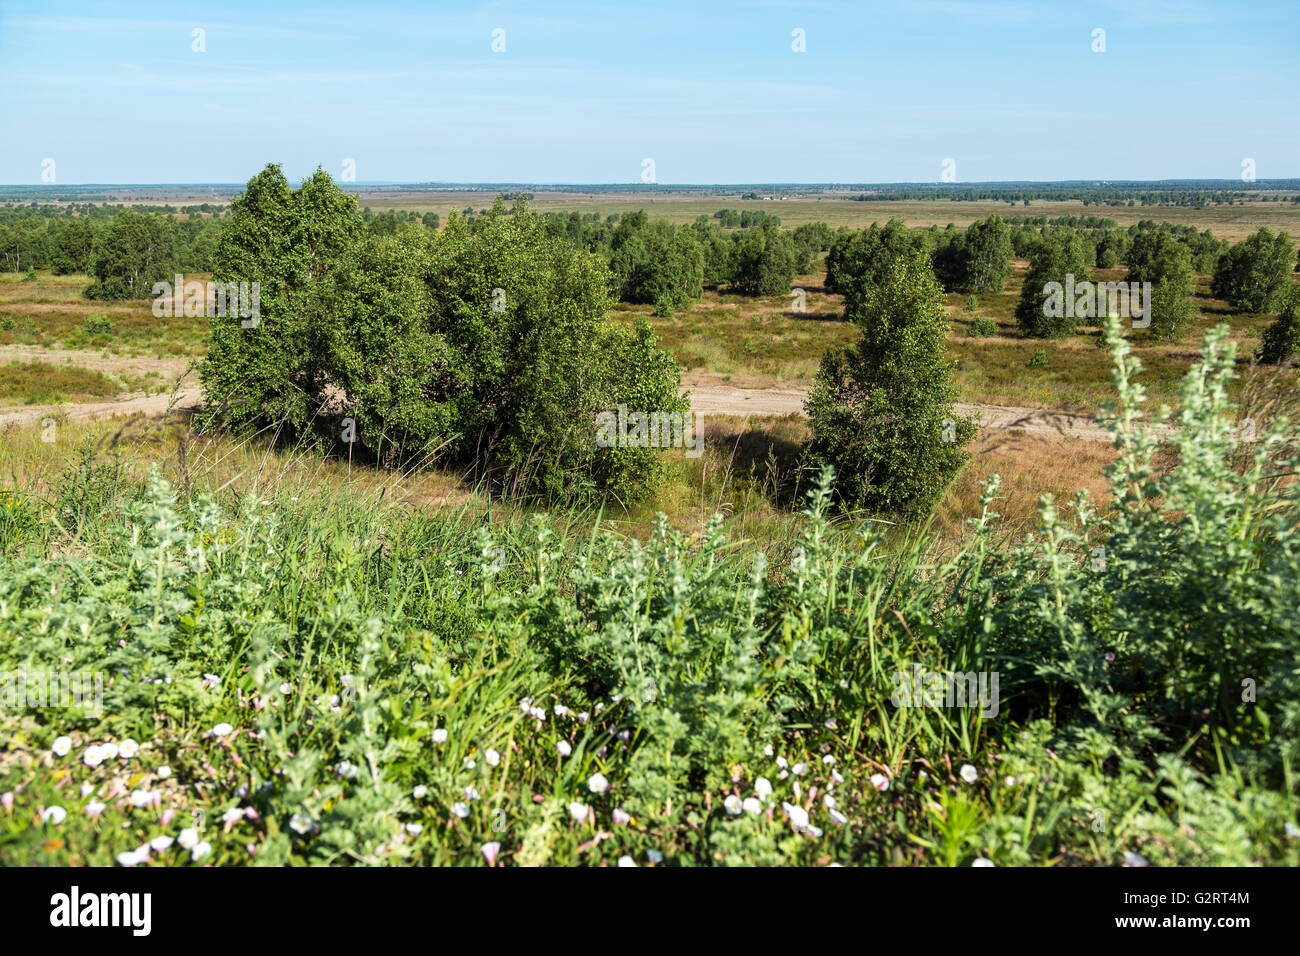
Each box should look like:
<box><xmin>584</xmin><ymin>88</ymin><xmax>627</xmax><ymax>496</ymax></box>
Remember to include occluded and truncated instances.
<box><xmin>1</xmin><ymin>317</ymin><xmax>1297</xmax><ymax>866</ymax></box>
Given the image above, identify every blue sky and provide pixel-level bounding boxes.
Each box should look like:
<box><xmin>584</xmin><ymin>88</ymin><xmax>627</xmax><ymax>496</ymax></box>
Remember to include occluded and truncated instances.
<box><xmin>2</xmin><ymin>0</ymin><xmax>1297</xmax><ymax>184</ymax></box>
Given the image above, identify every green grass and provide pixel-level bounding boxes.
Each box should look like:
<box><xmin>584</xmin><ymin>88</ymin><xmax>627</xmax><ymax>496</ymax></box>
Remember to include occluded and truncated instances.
<box><xmin>0</xmin><ymin>359</ymin><xmax>119</xmax><ymax>405</ymax></box>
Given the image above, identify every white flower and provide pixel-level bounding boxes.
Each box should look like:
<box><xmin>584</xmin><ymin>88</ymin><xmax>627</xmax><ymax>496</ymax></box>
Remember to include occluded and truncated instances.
<box><xmin>763</xmin><ymin>744</ymin><xmax>774</xmax><ymax>757</ymax></box>
<box><xmin>724</xmin><ymin>795</ymin><xmax>742</xmax><ymax>816</ymax></box>
<box><xmin>480</xmin><ymin>841</ymin><xmax>501</xmax><ymax>865</ymax></box>
<box><xmin>754</xmin><ymin>777</ymin><xmax>773</xmax><ymax>798</ymax></box>
<box><xmin>80</xmin><ymin>784</ymin><xmax>95</xmax><ymax>798</ymax></box>
<box><xmin>279</xmin><ymin>682</ymin><xmax>294</xmax><ymax>696</ymax></box>
<box><xmin>618</xmin><ymin>855</ymin><xmax>637</xmax><ymax>867</ymax></box>
<box><xmin>518</xmin><ymin>697</ymin><xmax>533</xmax><ymax>713</ymax></box>
<box><xmin>100</xmin><ymin>742</ymin><xmax>119</xmax><ymax>760</ymax></box>
<box><xmin>465</xmin><ymin>786</ymin><xmax>480</xmax><ymax>801</ymax></box>
<box><xmin>118</xmin><ymin>738</ymin><xmax>139</xmax><ymax>759</ymax></box>
<box><xmin>335</xmin><ymin>761</ymin><xmax>358</xmax><ymax>778</ymax></box>
<box><xmin>792</xmin><ymin>762</ymin><xmax>808</xmax><ymax>776</ymax></box>
<box><xmin>567</xmin><ymin>801</ymin><xmax>588</xmax><ymax>822</ymax></box>
<box><xmin>222</xmin><ymin>808</ymin><xmax>244</xmax><ymax>825</ymax></box>
<box><xmin>972</xmin><ymin>858</ymin><xmax>995</xmax><ymax>867</ymax></box>
<box><xmin>1285</xmin><ymin>821</ymin><xmax>1300</xmax><ymax>841</ymax></box>
<box><xmin>117</xmin><ymin>849</ymin><xmax>146</xmax><ymax>867</ymax></box>
<box><xmin>129</xmin><ymin>789</ymin><xmax>153</xmax><ymax>808</ymax></box>
<box><xmin>1005</xmin><ymin>775</ymin><xmax>1017</xmax><ymax>787</ymax></box>
<box><xmin>202</xmin><ymin>674</ymin><xmax>220</xmax><ymax>690</ymax></box>
<box><xmin>823</xmin><ymin>794</ymin><xmax>837</xmax><ymax>810</ymax></box>
<box><xmin>830</xmin><ymin>770</ymin><xmax>844</xmax><ymax>785</ymax></box>
<box><xmin>156</xmin><ymin>765</ymin><xmax>171</xmax><ymax>779</ymax></box>
<box><xmin>783</xmin><ymin>802</ymin><xmax>809</xmax><ymax>830</ymax></box>
<box><xmin>1123</xmin><ymin>851</ymin><xmax>1150</xmax><ymax>868</ymax></box>
<box><xmin>588</xmin><ymin>773</ymin><xmax>609</xmax><ymax>794</ymax></box>
<box><xmin>462</xmin><ymin>757</ymin><xmax>476</xmax><ymax>770</ymax></box>
<box><xmin>451</xmin><ymin>802</ymin><xmax>470</xmax><ymax>819</ymax></box>
<box><xmin>824</xmin><ymin>719</ymin><xmax>837</xmax><ymax>730</ymax></box>
<box><xmin>43</xmin><ymin>806</ymin><xmax>67</xmax><ymax>825</ymax></box>
<box><xmin>554</xmin><ymin>704</ymin><xmax>569</xmax><ymax>717</ymax></box>
<box><xmin>829</xmin><ymin>809</ymin><xmax>848</xmax><ymax>825</ymax></box>
<box><xmin>869</xmin><ymin>773</ymin><xmax>890</xmax><ymax>792</ymax></box>
<box><xmin>612</xmin><ymin>807</ymin><xmax>631</xmax><ymax>825</ymax></box>
<box><xmin>150</xmin><ymin>835</ymin><xmax>174</xmax><ymax>851</ymax></box>
<box><xmin>51</xmin><ymin>735</ymin><xmax>72</xmax><ymax>757</ymax></box>
<box><xmin>85</xmin><ymin>801</ymin><xmax>106</xmax><ymax>818</ymax></box>
<box><xmin>178</xmin><ymin>827</ymin><xmax>201</xmax><ymax>848</ymax></box>
<box><xmin>412</xmin><ymin>785</ymin><xmax>429</xmax><ymax>799</ymax></box>
<box><xmin>959</xmin><ymin>764</ymin><xmax>978</xmax><ymax>784</ymax></box>
<box><xmin>210</xmin><ymin>723</ymin><xmax>233</xmax><ymax>738</ymax></box>
<box><xmin>646</xmin><ymin>849</ymin><xmax>663</xmax><ymax>864</ymax></box>
<box><xmin>742</xmin><ymin>797</ymin><xmax>762</xmax><ymax>815</ymax></box>
<box><xmin>485</xmin><ymin>749</ymin><xmax>500</xmax><ymax>767</ymax></box>
<box><xmin>191</xmin><ymin>841</ymin><xmax>212</xmax><ymax>861</ymax></box>
<box><xmin>432</xmin><ymin>728</ymin><xmax>448</xmax><ymax>744</ymax></box>
<box><xmin>529</xmin><ymin>706</ymin><xmax>546</xmax><ymax>721</ymax></box>
<box><xmin>405</xmin><ymin>823</ymin><xmax>423</xmax><ymax>835</ymax></box>
<box><xmin>775</xmin><ymin>756</ymin><xmax>788</xmax><ymax>769</ymax></box>
<box><xmin>807</xmin><ymin>825</ymin><xmax>824</xmax><ymax>838</ymax></box>
<box><xmin>289</xmin><ymin>814</ymin><xmax>312</xmax><ymax>834</ymax></box>
<box><xmin>822</xmin><ymin>754</ymin><xmax>836</xmax><ymax>765</ymax></box>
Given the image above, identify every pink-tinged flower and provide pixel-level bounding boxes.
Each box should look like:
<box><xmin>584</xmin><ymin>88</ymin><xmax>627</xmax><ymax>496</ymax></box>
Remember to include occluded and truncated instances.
<box><xmin>480</xmin><ymin>841</ymin><xmax>501</xmax><ymax>865</ymax></box>
<box><xmin>202</xmin><ymin>674</ymin><xmax>220</xmax><ymax>690</ymax></box>
<box><xmin>612</xmin><ymin>807</ymin><xmax>631</xmax><ymax>826</ymax></box>
<box><xmin>869</xmin><ymin>773</ymin><xmax>890</xmax><ymax>792</ymax></box>
<box><xmin>0</xmin><ymin>792</ymin><xmax>12</xmax><ymax>811</ymax></box>
<box><xmin>244</xmin><ymin>807</ymin><xmax>260</xmax><ymax>821</ymax></box>
<box><xmin>85</xmin><ymin>801</ymin><xmax>106</xmax><ymax>818</ymax></box>
<box><xmin>160</xmin><ymin>808</ymin><xmax>175</xmax><ymax>826</ymax></box>
<box><xmin>567</xmin><ymin>801</ymin><xmax>588</xmax><ymax>822</ymax></box>
<box><xmin>210</xmin><ymin>723</ymin><xmax>233</xmax><ymax>738</ymax></box>
<box><xmin>43</xmin><ymin>806</ymin><xmax>67</xmax><ymax>825</ymax></box>
<box><xmin>588</xmin><ymin>773</ymin><xmax>609</xmax><ymax>793</ymax></box>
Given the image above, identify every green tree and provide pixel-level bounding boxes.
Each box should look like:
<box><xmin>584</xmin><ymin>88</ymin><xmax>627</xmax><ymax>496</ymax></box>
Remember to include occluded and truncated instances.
<box><xmin>1015</xmin><ymin>232</ymin><xmax>1091</xmax><ymax>337</ymax></box>
<box><xmin>728</xmin><ymin>220</ymin><xmax>797</xmax><ymax>296</ymax></box>
<box><xmin>960</xmin><ymin>213</ymin><xmax>1014</xmax><ymax>293</ymax></box>
<box><xmin>802</xmin><ymin>252</ymin><xmax>975</xmax><ymax>516</ymax></box>
<box><xmin>84</xmin><ymin>210</ymin><xmax>182</xmax><ymax>300</ymax></box>
<box><xmin>1258</xmin><ymin>287</ymin><xmax>1300</xmax><ymax>365</ymax></box>
<box><xmin>1125</xmin><ymin>231</ymin><xmax>1197</xmax><ymax>340</ymax></box>
<box><xmin>1211</xmin><ymin>228</ymin><xmax>1296</xmax><ymax>312</ymax></box>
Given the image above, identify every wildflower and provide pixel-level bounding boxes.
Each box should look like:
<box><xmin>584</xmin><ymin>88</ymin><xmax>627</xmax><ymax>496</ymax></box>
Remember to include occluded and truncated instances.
<box><xmin>151</xmin><ymin>835</ymin><xmax>174</xmax><ymax>851</ymax></box>
<box><xmin>869</xmin><ymin>773</ymin><xmax>889</xmax><ymax>792</ymax></box>
<box><xmin>646</xmin><ymin>849</ymin><xmax>663</xmax><ymax>864</ymax></box>
<box><xmin>178</xmin><ymin>828</ymin><xmax>201</xmax><ymax>848</ymax></box>
<box><xmin>485</xmin><ymin>749</ymin><xmax>500</xmax><ymax>767</ymax></box>
<box><xmin>222</xmin><ymin>808</ymin><xmax>244</xmax><ymax>826</ymax></box>
<box><xmin>0</xmin><ymin>792</ymin><xmax>11</xmax><ymax>811</ymax></box>
<box><xmin>80</xmin><ymin>784</ymin><xmax>95</xmax><ymax>798</ymax></box>
<box><xmin>191</xmin><ymin>841</ymin><xmax>212</xmax><ymax>862</ymax></box>
<box><xmin>481</xmin><ymin>842</ymin><xmax>501</xmax><ymax>865</ymax></box>
<box><xmin>807</xmin><ymin>826</ymin><xmax>824</xmax><ymax>838</ymax></box>
<box><xmin>588</xmin><ymin>773</ymin><xmax>609</xmax><ymax>794</ymax></box>
<box><xmin>792</xmin><ymin>763</ymin><xmax>808</xmax><ymax>776</ymax></box>
<box><xmin>1123</xmin><ymin>852</ymin><xmax>1150</xmax><ymax>868</ymax></box>
<box><xmin>129</xmin><ymin>790</ymin><xmax>153</xmax><ymax>808</ymax></box>
<box><xmin>612</xmin><ymin>808</ymin><xmax>631</xmax><ymax>825</ymax></box>
<box><xmin>405</xmin><ymin>823</ymin><xmax>423</xmax><ymax>835</ymax></box>
<box><xmin>824</xmin><ymin>719</ymin><xmax>837</xmax><ymax>730</ymax></box>
<box><xmin>43</xmin><ymin>806</ymin><xmax>67</xmax><ymax>825</ymax></box>
<box><xmin>1285</xmin><ymin>822</ymin><xmax>1300</xmax><ymax>841</ymax></box>
<box><xmin>823</xmin><ymin>794</ymin><xmax>837</xmax><ymax>810</ymax></box>
<box><xmin>554</xmin><ymin>704</ymin><xmax>569</xmax><ymax>717</ymax></box>
<box><xmin>618</xmin><ymin>855</ymin><xmax>636</xmax><ymax>867</ymax></box>
<box><xmin>783</xmin><ymin>803</ymin><xmax>809</xmax><ymax>831</ymax></box>
<box><xmin>280</xmin><ymin>683</ymin><xmax>293</xmax><ymax>695</ymax></box>
<box><xmin>156</xmin><ymin>765</ymin><xmax>171</xmax><ymax>778</ymax></box>
<box><xmin>831</xmin><ymin>770</ymin><xmax>844</xmax><ymax>785</ymax></box>
<box><xmin>85</xmin><ymin>801</ymin><xmax>106</xmax><ymax>818</ymax></box>
<box><xmin>959</xmin><ymin>764</ymin><xmax>978</xmax><ymax>784</ymax></box>
<box><xmin>119</xmin><ymin>739</ymin><xmax>139</xmax><ymax>759</ymax></box>
<box><xmin>775</xmin><ymin>756</ymin><xmax>788</xmax><ymax>769</ymax></box>
<box><xmin>51</xmin><ymin>735</ymin><xmax>72</xmax><ymax>757</ymax></box>
<box><xmin>463</xmin><ymin>757</ymin><xmax>476</xmax><ymax>770</ymax></box>
<box><xmin>742</xmin><ymin>797</ymin><xmax>762</xmax><ymax>815</ymax></box>
<box><xmin>822</xmin><ymin>754</ymin><xmax>836</xmax><ymax>766</ymax></box>
<box><xmin>1004</xmin><ymin>775</ymin><xmax>1018</xmax><ymax>787</ymax></box>
<box><xmin>829</xmin><ymin>809</ymin><xmax>848</xmax><ymax>825</ymax></box>
<box><xmin>451</xmin><ymin>802</ymin><xmax>470</xmax><ymax>819</ymax></box>
<box><xmin>412</xmin><ymin>785</ymin><xmax>429</xmax><ymax>799</ymax></box>
<box><xmin>724</xmin><ymin>795</ymin><xmax>742</xmax><ymax>816</ymax></box>
<box><xmin>432</xmin><ymin>728</ymin><xmax>448</xmax><ymax>744</ymax></box>
<box><xmin>465</xmin><ymin>786</ymin><xmax>480</xmax><ymax>801</ymax></box>
<box><xmin>972</xmin><ymin>858</ymin><xmax>995</xmax><ymax>867</ymax></box>
<box><xmin>210</xmin><ymin>723</ymin><xmax>233</xmax><ymax>738</ymax></box>
<box><xmin>518</xmin><ymin>697</ymin><xmax>532</xmax><ymax>713</ymax></box>
<box><xmin>202</xmin><ymin>674</ymin><xmax>220</xmax><ymax>690</ymax></box>
<box><xmin>754</xmin><ymin>777</ymin><xmax>773</xmax><ymax>799</ymax></box>
<box><xmin>117</xmin><ymin>849</ymin><xmax>147</xmax><ymax>867</ymax></box>
<box><xmin>289</xmin><ymin>814</ymin><xmax>312</xmax><ymax>834</ymax></box>
<box><xmin>567</xmin><ymin>802</ymin><xmax>588</xmax><ymax>822</ymax></box>
<box><xmin>557</xmin><ymin>741</ymin><xmax>572</xmax><ymax>757</ymax></box>
<box><xmin>763</xmin><ymin>744</ymin><xmax>774</xmax><ymax>757</ymax></box>
<box><xmin>335</xmin><ymin>761</ymin><xmax>358</xmax><ymax>778</ymax></box>
<box><xmin>100</xmin><ymin>742</ymin><xmax>119</xmax><ymax>760</ymax></box>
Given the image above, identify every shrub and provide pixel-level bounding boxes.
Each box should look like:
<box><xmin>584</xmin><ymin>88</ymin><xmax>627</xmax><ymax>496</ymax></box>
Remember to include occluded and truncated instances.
<box><xmin>1258</xmin><ymin>287</ymin><xmax>1300</xmax><ymax>364</ymax></box>
<box><xmin>968</xmin><ymin>317</ymin><xmax>997</xmax><ymax>337</ymax></box>
<box><xmin>802</xmin><ymin>252</ymin><xmax>976</xmax><ymax>517</ymax></box>
<box><xmin>727</xmin><ymin>220</ymin><xmax>797</xmax><ymax>296</ymax></box>
<box><xmin>1211</xmin><ymin>227</ymin><xmax>1296</xmax><ymax>312</ymax></box>
<box><xmin>1015</xmin><ymin>232</ymin><xmax>1092</xmax><ymax>337</ymax></box>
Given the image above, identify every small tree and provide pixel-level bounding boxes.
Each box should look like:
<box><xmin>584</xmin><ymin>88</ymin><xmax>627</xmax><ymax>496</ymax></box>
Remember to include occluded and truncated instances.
<box><xmin>728</xmin><ymin>220</ymin><xmax>797</xmax><ymax>296</ymax></box>
<box><xmin>1259</xmin><ymin>287</ymin><xmax>1300</xmax><ymax>365</ymax></box>
<box><xmin>1211</xmin><ymin>227</ymin><xmax>1296</xmax><ymax>312</ymax></box>
<box><xmin>1015</xmin><ymin>232</ymin><xmax>1091</xmax><ymax>337</ymax></box>
<box><xmin>802</xmin><ymin>252</ymin><xmax>975</xmax><ymax>517</ymax></box>
<box><xmin>1125</xmin><ymin>231</ymin><xmax>1196</xmax><ymax>340</ymax></box>
<box><xmin>84</xmin><ymin>210</ymin><xmax>182</xmax><ymax>300</ymax></box>
<box><xmin>960</xmin><ymin>213</ymin><xmax>1013</xmax><ymax>293</ymax></box>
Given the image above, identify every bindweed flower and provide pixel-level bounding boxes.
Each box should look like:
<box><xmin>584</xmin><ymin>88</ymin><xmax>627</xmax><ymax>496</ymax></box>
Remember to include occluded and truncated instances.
<box><xmin>178</xmin><ymin>828</ymin><xmax>200</xmax><ymax>849</ymax></box>
<box><xmin>646</xmin><ymin>849</ymin><xmax>663</xmax><ymax>864</ymax></box>
<box><xmin>567</xmin><ymin>802</ymin><xmax>588</xmax><ymax>822</ymax></box>
<box><xmin>463</xmin><ymin>757</ymin><xmax>476</xmax><ymax>770</ymax></box>
<box><xmin>432</xmin><ymin>729</ymin><xmax>448</xmax><ymax>745</ymax></box>
<box><xmin>783</xmin><ymin>803</ymin><xmax>809</xmax><ymax>831</ymax></box>
<box><xmin>202</xmin><ymin>674</ymin><xmax>220</xmax><ymax>690</ymax></box>
<box><xmin>588</xmin><ymin>773</ymin><xmax>609</xmax><ymax>794</ymax></box>
<box><xmin>556</xmin><ymin>741</ymin><xmax>572</xmax><ymax>757</ymax></box>
<box><xmin>792</xmin><ymin>763</ymin><xmax>808</xmax><ymax>776</ymax></box>
<box><xmin>412</xmin><ymin>785</ymin><xmax>429</xmax><ymax>799</ymax></box>
<box><xmin>481</xmin><ymin>841</ymin><xmax>501</xmax><ymax>865</ymax></box>
<box><xmin>222</xmin><ymin>808</ymin><xmax>244</xmax><ymax>826</ymax></box>
<box><xmin>151</xmin><ymin>835</ymin><xmax>174</xmax><ymax>851</ymax></box>
<box><xmin>869</xmin><ymin>773</ymin><xmax>889</xmax><ymax>792</ymax></box>
<box><xmin>829</xmin><ymin>809</ymin><xmax>848</xmax><ymax>825</ymax></box>
<box><xmin>117</xmin><ymin>849</ymin><xmax>146</xmax><ymax>867</ymax></box>
<box><xmin>289</xmin><ymin>814</ymin><xmax>313</xmax><ymax>834</ymax></box>
<box><xmin>43</xmin><ymin>806</ymin><xmax>67</xmax><ymax>825</ymax></box>
<box><xmin>85</xmin><ymin>801</ymin><xmax>106</xmax><ymax>818</ymax></box>
<box><xmin>724</xmin><ymin>795</ymin><xmax>742</xmax><ymax>816</ymax></box>
<box><xmin>156</xmin><ymin>766</ymin><xmax>171</xmax><ymax>779</ymax></box>
<box><xmin>465</xmin><ymin>786</ymin><xmax>480</xmax><ymax>801</ymax></box>
<box><xmin>451</xmin><ymin>803</ymin><xmax>470</xmax><ymax>819</ymax></box>
<box><xmin>612</xmin><ymin>808</ymin><xmax>631</xmax><ymax>826</ymax></box>
<box><xmin>405</xmin><ymin>823</ymin><xmax>423</xmax><ymax>835</ymax></box>
<box><xmin>742</xmin><ymin>797</ymin><xmax>762</xmax><ymax>815</ymax></box>
<box><xmin>210</xmin><ymin>723</ymin><xmax>233</xmax><ymax>739</ymax></box>
<box><xmin>959</xmin><ymin>764</ymin><xmax>978</xmax><ymax>784</ymax></box>
<box><xmin>0</xmin><ymin>792</ymin><xmax>12</xmax><ymax>811</ymax></box>
<box><xmin>280</xmin><ymin>683</ymin><xmax>294</xmax><ymax>695</ymax></box>
<box><xmin>191</xmin><ymin>841</ymin><xmax>212</xmax><ymax>862</ymax></box>
<box><xmin>52</xmin><ymin>736</ymin><xmax>72</xmax><ymax>757</ymax></box>
<box><xmin>754</xmin><ymin>778</ymin><xmax>773</xmax><ymax>799</ymax></box>
<box><xmin>119</xmin><ymin>739</ymin><xmax>139</xmax><ymax>759</ymax></box>
<box><xmin>485</xmin><ymin>749</ymin><xmax>500</xmax><ymax>767</ymax></box>
<box><xmin>101</xmin><ymin>742</ymin><xmax>119</xmax><ymax>760</ymax></box>
<box><xmin>972</xmin><ymin>858</ymin><xmax>995</xmax><ymax>867</ymax></box>
<box><xmin>1123</xmin><ymin>852</ymin><xmax>1150</xmax><ymax>868</ymax></box>
<box><xmin>823</xmin><ymin>795</ymin><xmax>837</xmax><ymax>810</ymax></box>
<box><xmin>618</xmin><ymin>855</ymin><xmax>636</xmax><ymax>867</ymax></box>
<box><xmin>80</xmin><ymin>784</ymin><xmax>94</xmax><ymax>798</ymax></box>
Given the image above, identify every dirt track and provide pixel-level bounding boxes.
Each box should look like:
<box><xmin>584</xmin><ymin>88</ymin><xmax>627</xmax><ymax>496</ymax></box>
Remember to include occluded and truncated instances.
<box><xmin>0</xmin><ymin>348</ymin><xmax>1128</xmax><ymax>444</ymax></box>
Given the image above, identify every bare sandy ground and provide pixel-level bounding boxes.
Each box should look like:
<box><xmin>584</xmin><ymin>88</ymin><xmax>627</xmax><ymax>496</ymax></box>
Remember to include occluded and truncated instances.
<box><xmin>0</xmin><ymin>348</ymin><xmax>1133</xmax><ymax>444</ymax></box>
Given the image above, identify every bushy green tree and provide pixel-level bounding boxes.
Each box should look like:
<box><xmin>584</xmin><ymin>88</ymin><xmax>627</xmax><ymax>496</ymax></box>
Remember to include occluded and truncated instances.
<box><xmin>727</xmin><ymin>220</ymin><xmax>797</xmax><ymax>296</ymax></box>
<box><xmin>1015</xmin><ymin>232</ymin><xmax>1092</xmax><ymax>337</ymax></box>
<box><xmin>825</xmin><ymin>219</ymin><xmax>925</xmax><ymax>312</ymax></box>
<box><xmin>1125</xmin><ymin>230</ymin><xmax>1196</xmax><ymax>340</ymax></box>
<box><xmin>84</xmin><ymin>210</ymin><xmax>182</xmax><ymax>300</ymax></box>
<box><xmin>608</xmin><ymin>212</ymin><xmax>704</xmax><ymax>314</ymax></box>
<box><xmin>959</xmin><ymin>213</ymin><xmax>1014</xmax><ymax>292</ymax></box>
<box><xmin>1211</xmin><ymin>227</ymin><xmax>1296</xmax><ymax>312</ymax></box>
<box><xmin>802</xmin><ymin>252</ymin><xmax>975</xmax><ymax>516</ymax></box>
<box><xmin>1258</xmin><ymin>287</ymin><xmax>1300</xmax><ymax>364</ymax></box>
